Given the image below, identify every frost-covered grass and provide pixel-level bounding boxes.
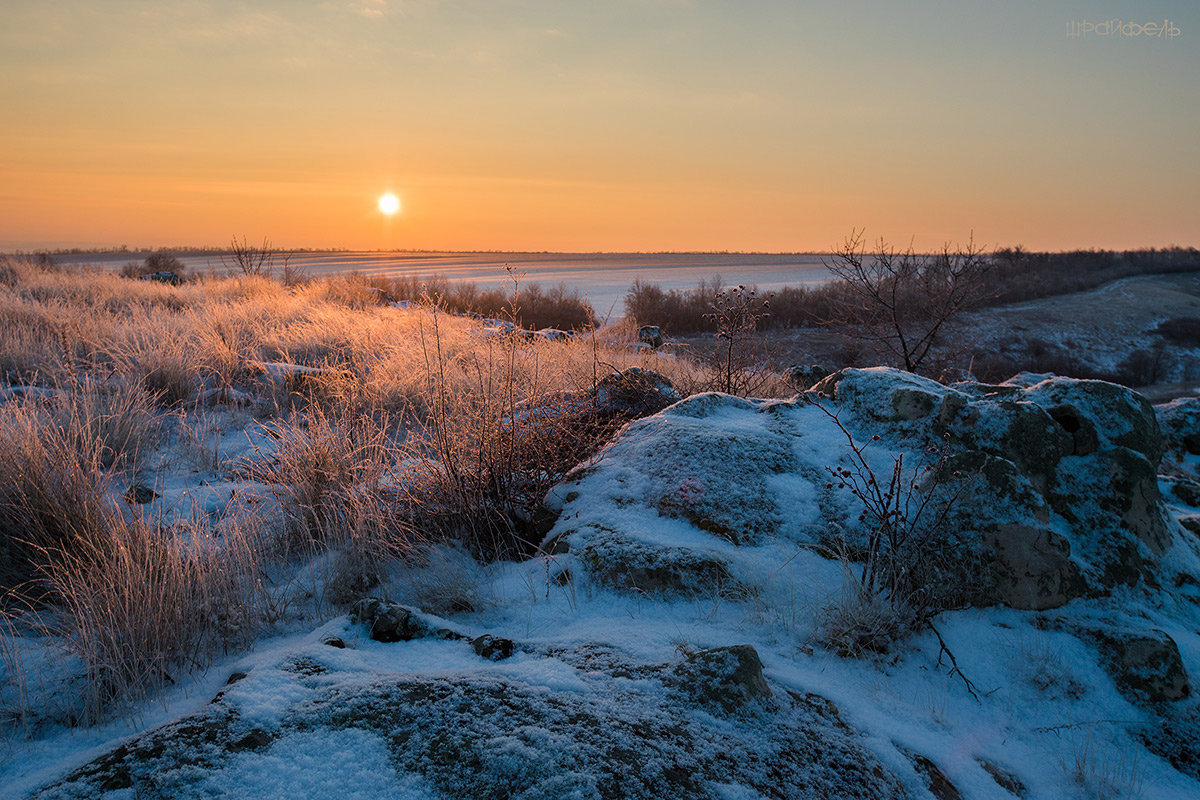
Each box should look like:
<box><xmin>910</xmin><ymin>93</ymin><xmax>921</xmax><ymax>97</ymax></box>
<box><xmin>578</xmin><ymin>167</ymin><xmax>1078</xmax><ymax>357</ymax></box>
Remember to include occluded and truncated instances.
<box><xmin>0</xmin><ymin>255</ymin><xmax>755</xmax><ymax>738</ymax></box>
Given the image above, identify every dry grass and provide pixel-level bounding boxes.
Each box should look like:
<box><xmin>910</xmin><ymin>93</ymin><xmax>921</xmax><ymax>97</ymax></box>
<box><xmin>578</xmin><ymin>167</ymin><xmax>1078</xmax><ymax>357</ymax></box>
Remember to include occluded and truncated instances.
<box><xmin>402</xmin><ymin>544</ymin><xmax>493</xmax><ymax>615</ymax></box>
<box><xmin>0</xmin><ymin>402</ymin><xmax>116</xmax><ymax>599</ymax></box>
<box><xmin>38</xmin><ymin>514</ymin><xmax>261</xmax><ymax>724</ymax></box>
<box><xmin>0</xmin><ymin>393</ymin><xmax>262</xmax><ymax>723</ymax></box>
<box><xmin>395</xmin><ymin>308</ymin><xmax>628</xmax><ymax>558</ymax></box>
<box><xmin>51</xmin><ymin>375</ymin><xmax>163</xmax><ymax>468</ymax></box>
<box><xmin>239</xmin><ymin>408</ymin><xmax>418</xmax><ymax>612</ymax></box>
<box><xmin>0</xmin><ymin>255</ymin><xmax>738</xmax><ymax>728</ymax></box>
<box><xmin>816</xmin><ymin>566</ymin><xmax>922</xmax><ymax>657</ymax></box>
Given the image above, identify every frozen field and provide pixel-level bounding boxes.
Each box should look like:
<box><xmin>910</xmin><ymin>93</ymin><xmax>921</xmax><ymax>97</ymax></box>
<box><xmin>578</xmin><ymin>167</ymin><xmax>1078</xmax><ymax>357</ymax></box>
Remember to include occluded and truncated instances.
<box><xmin>55</xmin><ymin>251</ymin><xmax>835</xmax><ymax>319</ymax></box>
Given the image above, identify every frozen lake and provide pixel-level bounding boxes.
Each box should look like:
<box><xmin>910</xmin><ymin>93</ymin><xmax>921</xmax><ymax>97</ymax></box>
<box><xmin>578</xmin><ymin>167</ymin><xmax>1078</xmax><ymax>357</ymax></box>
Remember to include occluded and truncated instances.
<box><xmin>54</xmin><ymin>251</ymin><xmax>836</xmax><ymax>320</ymax></box>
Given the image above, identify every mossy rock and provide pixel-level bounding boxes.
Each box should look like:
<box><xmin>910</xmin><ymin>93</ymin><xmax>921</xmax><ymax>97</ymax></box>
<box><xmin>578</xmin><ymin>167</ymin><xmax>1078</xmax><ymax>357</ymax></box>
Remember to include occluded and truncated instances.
<box><xmin>669</xmin><ymin>645</ymin><xmax>772</xmax><ymax>714</ymax></box>
<box><xmin>983</xmin><ymin>524</ymin><xmax>1088</xmax><ymax>610</ymax></box>
<box><xmin>576</xmin><ymin>536</ymin><xmax>745</xmax><ymax>597</ymax></box>
<box><xmin>1027</xmin><ymin>378</ymin><xmax>1164</xmax><ymax>464</ymax></box>
<box><xmin>1083</xmin><ymin>626</ymin><xmax>1191</xmax><ymax>704</ymax></box>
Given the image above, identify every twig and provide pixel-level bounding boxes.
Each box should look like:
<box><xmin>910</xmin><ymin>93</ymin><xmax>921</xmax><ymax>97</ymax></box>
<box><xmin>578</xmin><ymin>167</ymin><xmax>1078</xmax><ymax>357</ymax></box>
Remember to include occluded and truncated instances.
<box><xmin>1034</xmin><ymin>720</ymin><xmax>1151</xmax><ymax>737</ymax></box>
<box><xmin>929</xmin><ymin>622</ymin><xmax>980</xmax><ymax>702</ymax></box>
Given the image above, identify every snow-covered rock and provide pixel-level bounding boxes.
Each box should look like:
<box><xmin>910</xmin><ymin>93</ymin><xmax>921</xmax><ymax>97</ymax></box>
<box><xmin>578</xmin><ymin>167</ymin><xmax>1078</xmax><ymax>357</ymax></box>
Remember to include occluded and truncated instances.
<box><xmin>34</xmin><ymin>636</ymin><xmax>909</xmax><ymax>800</ymax></box>
<box><xmin>1157</xmin><ymin>396</ymin><xmax>1200</xmax><ymax>480</ymax></box>
<box><xmin>547</xmin><ymin>368</ymin><xmax>1181</xmax><ymax>611</ymax></box>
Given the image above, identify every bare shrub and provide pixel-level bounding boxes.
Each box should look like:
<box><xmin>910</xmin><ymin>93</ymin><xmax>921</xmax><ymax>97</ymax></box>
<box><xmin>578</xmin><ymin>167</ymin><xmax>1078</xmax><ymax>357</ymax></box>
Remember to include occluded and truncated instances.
<box><xmin>1112</xmin><ymin>343</ymin><xmax>1172</xmax><ymax>387</ymax></box>
<box><xmin>222</xmin><ymin>235</ymin><xmax>290</xmax><ymax>278</ymax></box>
<box><xmin>825</xmin><ymin>230</ymin><xmax>992</xmax><ymax>375</ymax></box>
<box><xmin>807</xmin><ymin>398</ymin><xmax>976</xmax><ymax>655</ymax></box>
<box><xmin>702</xmin><ymin>284</ymin><xmax>774</xmax><ymax>396</ymax></box>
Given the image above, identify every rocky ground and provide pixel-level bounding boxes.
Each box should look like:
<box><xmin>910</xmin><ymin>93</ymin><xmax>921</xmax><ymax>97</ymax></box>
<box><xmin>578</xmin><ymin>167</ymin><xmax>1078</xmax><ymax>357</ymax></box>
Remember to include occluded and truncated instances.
<box><xmin>11</xmin><ymin>365</ymin><xmax>1200</xmax><ymax>800</ymax></box>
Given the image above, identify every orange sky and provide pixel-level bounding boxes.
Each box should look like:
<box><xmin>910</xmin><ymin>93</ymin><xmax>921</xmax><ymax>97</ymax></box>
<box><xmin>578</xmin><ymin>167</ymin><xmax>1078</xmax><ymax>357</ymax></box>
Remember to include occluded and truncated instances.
<box><xmin>2</xmin><ymin>1</ymin><xmax>1197</xmax><ymax>252</ymax></box>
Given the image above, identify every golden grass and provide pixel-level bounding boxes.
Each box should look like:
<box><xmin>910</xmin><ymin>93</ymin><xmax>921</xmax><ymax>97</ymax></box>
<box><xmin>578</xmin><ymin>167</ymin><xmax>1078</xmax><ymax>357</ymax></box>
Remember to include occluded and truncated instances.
<box><xmin>0</xmin><ymin>254</ymin><xmax>788</xmax><ymax>726</ymax></box>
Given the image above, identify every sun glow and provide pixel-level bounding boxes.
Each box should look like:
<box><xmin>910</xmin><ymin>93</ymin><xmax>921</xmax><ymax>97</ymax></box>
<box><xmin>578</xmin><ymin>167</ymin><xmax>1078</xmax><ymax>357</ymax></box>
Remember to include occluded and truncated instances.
<box><xmin>378</xmin><ymin>193</ymin><xmax>401</xmax><ymax>215</ymax></box>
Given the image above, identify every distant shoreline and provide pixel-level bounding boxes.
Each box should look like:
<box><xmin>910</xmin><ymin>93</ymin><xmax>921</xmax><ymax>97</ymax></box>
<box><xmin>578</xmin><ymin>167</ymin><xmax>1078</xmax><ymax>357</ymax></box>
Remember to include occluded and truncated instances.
<box><xmin>5</xmin><ymin>247</ymin><xmax>830</xmax><ymax>259</ymax></box>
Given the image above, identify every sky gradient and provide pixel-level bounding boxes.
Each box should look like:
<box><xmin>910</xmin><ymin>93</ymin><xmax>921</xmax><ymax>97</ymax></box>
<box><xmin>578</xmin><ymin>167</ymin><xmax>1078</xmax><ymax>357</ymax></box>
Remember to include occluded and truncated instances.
<box><xmin>2</xmin><ymin>1</ymin><xmax>1197</xmax><ymax>252</ymax></box>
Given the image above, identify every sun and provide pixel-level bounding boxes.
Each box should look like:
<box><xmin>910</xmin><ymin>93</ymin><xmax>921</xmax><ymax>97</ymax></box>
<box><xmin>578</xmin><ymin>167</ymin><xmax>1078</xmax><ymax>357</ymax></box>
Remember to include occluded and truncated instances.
<box><xmin>378</xmin><ymin>193</ymin><xmax>401</xmax><ymax>215</ymax></box>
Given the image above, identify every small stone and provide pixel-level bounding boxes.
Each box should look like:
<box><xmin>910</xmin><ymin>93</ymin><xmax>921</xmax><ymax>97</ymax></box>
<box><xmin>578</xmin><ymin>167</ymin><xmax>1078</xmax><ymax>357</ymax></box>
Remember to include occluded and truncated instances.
<box><xmin>979</xmin><ymin>759</ymin><xmax>1028</xmax><ymax>797</ymax></box>
<box><xmin>472</xmin><ymin>634</ymin><xmax>514</xmax><ymax>661</ymax></box>
<box><xmin>123</xmin><ymin>484</ymin><xmax>159</xmax><ymax>504</ymax></box>
<box><xmin>351</xmin><ymin>598</ymin><xmax>430</xmax><ymax>643</ymax></box>
<box><xmin>671</xmin><ymin>644</ymin><xmax>772</xmax><ymax>714</ymax></box>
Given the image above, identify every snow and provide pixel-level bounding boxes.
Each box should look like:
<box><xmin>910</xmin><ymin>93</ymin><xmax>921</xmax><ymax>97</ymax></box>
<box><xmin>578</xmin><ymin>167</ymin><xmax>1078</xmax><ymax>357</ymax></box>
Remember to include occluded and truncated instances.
<box><xmin>3</xmin><ymin>377</ymin><xmax>1200</xmax><ymax>799</ymax></box>
<box><xmin>197</xmin><ymin>729</ymin><xmax>438</xmax><ymax>800</ymax></box>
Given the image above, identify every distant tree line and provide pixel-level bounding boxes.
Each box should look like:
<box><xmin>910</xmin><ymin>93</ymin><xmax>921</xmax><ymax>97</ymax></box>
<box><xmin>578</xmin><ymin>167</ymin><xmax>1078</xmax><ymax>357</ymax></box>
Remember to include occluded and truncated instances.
<box><xmin>624</xmin><ymin>246</ymin><xmax>1200</xmax><ymax>335</ymax></box>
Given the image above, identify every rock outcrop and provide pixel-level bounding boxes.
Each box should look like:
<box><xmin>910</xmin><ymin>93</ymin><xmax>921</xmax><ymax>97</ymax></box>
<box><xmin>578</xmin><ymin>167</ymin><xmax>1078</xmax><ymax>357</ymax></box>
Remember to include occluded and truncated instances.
<box><xmin>37</xmin><ymin>641</ymin><xmax>909</xmax><ymax>800</ymax></box>
<box><xmin>547</xmin><ymin>368</ymin><xmax>1178</xmax><ymax>611</ymax></box>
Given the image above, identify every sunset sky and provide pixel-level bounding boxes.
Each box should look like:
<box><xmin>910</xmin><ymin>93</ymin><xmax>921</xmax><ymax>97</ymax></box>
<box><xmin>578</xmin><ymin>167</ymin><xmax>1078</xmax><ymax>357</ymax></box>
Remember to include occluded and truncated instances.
<box><xmin>2</xmin><ymin>1</ymin><xmax>1197</xmax><ymax>253</ymax></box>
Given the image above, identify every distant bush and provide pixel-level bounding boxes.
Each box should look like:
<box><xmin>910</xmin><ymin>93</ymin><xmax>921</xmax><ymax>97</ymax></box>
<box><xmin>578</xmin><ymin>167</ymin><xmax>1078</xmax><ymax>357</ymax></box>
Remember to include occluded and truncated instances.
<box><xmin>119</xmin><ymin>252</ymin><xmax>188</xmax><ymax>280</ymax></box>
<box><xmin>989</xmin><ymin>246</ymin><xmax>1200</xmax><ymax>305</ymax></box>
<box><xmin>364</xmin><ymin>273</ymin><xmax>596</xmax><ymax>331</ymax></box>
<box><xmin>624</xmin><ymin>275</ymin><xmax>853</xmax><ymax>335</ymax></box>
<box><xmin>1153</xmin><ymin>316</ymin><xmax>1200</xmax><ymax>346</ymax></box>
<box><xmin>1111</xmin><ymin>343</ymin><xmax>1173</xmax><ymax>387</ymax></box>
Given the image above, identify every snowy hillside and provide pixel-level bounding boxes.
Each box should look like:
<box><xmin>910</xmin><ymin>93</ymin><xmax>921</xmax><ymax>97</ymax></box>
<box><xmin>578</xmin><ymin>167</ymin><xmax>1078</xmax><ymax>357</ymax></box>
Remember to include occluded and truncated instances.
<box><xmin>6</xmin><ymin>367</ymin><xmax>1200</xmax><ymax>800</ymax></box>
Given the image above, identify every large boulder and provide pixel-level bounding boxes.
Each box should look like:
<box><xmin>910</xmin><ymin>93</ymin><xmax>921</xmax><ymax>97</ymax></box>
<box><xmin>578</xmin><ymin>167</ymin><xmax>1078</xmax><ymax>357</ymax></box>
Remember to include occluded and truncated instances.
<box><xmin>985</xmin><ymin>524</ymin><xmax>1086</xmax><ymax>611</ymax></box>
<box><xmin>547</xmin><ymin>368</ymin><xmax>1175</xmax><ymax>611</ymax></box>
